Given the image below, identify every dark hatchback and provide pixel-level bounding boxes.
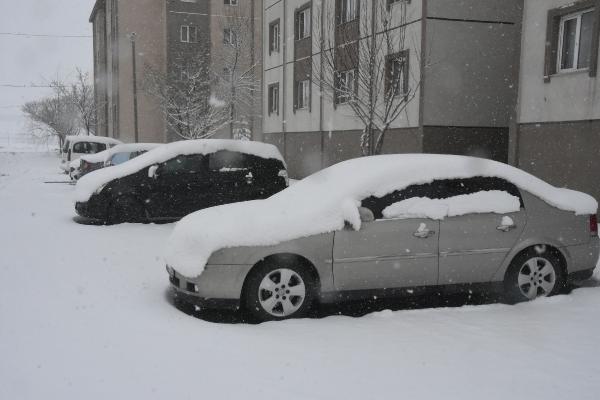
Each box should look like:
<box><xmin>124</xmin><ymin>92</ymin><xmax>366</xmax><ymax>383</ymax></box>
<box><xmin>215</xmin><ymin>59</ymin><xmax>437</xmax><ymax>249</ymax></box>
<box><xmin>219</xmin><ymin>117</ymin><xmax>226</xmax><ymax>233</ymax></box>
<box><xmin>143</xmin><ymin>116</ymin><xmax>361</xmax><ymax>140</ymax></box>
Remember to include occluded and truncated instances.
<box><xmin>75</xmin><ymin>148</ymin><xmax>288</xmax><ymax>224</ymax></box>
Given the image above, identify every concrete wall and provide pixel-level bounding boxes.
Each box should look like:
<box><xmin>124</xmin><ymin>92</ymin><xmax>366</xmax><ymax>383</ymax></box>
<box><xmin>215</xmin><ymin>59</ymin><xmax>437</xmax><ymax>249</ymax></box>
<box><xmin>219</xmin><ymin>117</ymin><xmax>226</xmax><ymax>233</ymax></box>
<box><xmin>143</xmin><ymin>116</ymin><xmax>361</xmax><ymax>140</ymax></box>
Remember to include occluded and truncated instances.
<box><xmin>518</xmin><ymin>0</ymin><xmax>600</xmax><ymax>123</ymax></box>
<box><xmin>263</xmin><ymin>0</ymin><xmax>424</xmax><ymax>177</ymax></box>
<box><xmin>422</xmin><ymin>0</ymin><xmax>522</xmax><ymax>127</ymax></box>
<box><xmin>516</xmin><ymin>0</ymin><xmax>600</xmax><ymax>202</ymax></box>
<box><xmin>210</xmin><ymin>0</ymin><xmax>263</xmax><ymax>141</ymax></box>
<box><xmin>91</xmin><ymin>3</ymin><xmax>108</xmax><ymax>137</ymax></box>
<box><xmin>517</xmin><ymin>121</ymin><xmax>600</xmax><ymax>202</ymax></box>
<box><xmin>116</xmin><ymin>0</ymin><xmax>167</xmax><ymax>144</ymax></box>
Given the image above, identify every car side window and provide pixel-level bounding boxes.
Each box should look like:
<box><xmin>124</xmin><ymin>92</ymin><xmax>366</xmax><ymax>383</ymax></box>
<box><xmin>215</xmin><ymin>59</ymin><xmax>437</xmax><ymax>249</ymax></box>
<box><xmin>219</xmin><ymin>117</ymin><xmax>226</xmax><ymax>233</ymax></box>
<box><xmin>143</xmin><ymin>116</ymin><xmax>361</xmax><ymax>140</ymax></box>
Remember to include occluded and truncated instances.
<box><xmin>209</xmin><ymin>150</ymin><xmax>251</xmax><ymax>172</ymax></box>
<box><xmin>73</xmin><ymin>142</ymin><xmax>107</xmax><ymax>154</ymax></box>
<box><xmin>161</xmin><ymin>154</ymin><xmax>206</xmax><ymax>176</ymax></box>
<box><xmin>361</xmin><ymin>177</ymin><xmax>524</xmax><ymax>220</ymax></box>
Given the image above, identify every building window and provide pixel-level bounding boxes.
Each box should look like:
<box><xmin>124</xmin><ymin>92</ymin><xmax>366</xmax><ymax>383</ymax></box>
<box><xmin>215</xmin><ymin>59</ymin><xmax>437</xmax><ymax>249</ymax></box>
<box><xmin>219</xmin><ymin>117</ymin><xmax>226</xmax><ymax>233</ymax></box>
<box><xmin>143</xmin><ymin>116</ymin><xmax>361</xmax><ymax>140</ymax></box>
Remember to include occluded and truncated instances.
<box><xmin>557</xmin><ymin>9</ymin><xmax>594</xmax><ymax>72</ymax></box>
<box><xmin>338</xmin><ymin>0</ymin><xmax>357</xmax><ymax>24</ymax></box>
<box><xmin>223</xmin><ymin>28</ymin><xmax>235</xmax><ymax>45</ymax></box>
<box><xmin>180</xmin><ymin>25</ymin><xmax>197</xmax><ymax>43</ymax></box>
<box><xmin>335</xmin><ymin>69</ymin><xmax>355</xmax><ymax>104</ymax></box>
<box><xmin>224</xmin><ymin>0</ymin><xmax>238</xmax><ymax>5</ymax></box>
<box><xmin>268</xmin><ymin>83</ymin><xmax>279</xmax><ymax>115</ymax></box>
<box><xmin>269</xmin><ymin>20</ymin><xmax>280</xmax><ymax>54</ymax></box>
<box><xmin>296</xmin><ymin>79</ymin><xmax>310</xmax><ymax>109</ymax></box>
<box><xmin>296</xmin><ymin>6</ymin><xmax>311</xmax><ymax>40</ymax></box>
<box><xmin>386</xmin><ymin>51</ymin><xmax>409</xmax><ymax>96</ymax></box>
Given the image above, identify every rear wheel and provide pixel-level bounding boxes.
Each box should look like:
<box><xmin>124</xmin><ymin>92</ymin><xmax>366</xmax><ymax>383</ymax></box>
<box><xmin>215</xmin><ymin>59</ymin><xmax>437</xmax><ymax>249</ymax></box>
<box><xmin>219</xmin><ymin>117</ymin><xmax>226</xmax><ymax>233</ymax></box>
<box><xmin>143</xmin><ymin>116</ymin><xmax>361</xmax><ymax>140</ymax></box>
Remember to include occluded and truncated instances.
<box><xmin>243</xmin><ymin>262</ymin><xmax>315</xmax><ymax>322</ymax></box>
<box><xmin>504</xmin><ymin>247</ymin><xmax>565</xmax><ymax>303</ymax></box>
<box><xmin>107</xmin><ymin>196</ymin><xmax>145</xmax><ymax>224</ymax></box>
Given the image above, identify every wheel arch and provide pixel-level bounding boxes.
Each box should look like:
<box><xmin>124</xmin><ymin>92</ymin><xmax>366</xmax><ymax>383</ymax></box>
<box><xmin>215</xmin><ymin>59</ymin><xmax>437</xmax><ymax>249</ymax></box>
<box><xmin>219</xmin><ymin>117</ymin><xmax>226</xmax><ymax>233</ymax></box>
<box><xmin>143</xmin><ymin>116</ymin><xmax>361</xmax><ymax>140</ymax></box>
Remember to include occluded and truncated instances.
<box><xmin>497</xmin><ymin>242</ymin><xmax>569</xmax><ymax>282</ymax></box>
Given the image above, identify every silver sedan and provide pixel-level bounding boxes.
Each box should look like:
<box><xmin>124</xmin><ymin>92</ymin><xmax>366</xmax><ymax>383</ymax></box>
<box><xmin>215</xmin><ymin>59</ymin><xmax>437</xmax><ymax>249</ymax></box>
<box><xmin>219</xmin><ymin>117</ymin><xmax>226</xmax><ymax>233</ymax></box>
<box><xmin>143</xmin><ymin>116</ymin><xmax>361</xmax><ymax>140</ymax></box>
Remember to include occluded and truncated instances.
<box><xmin>167</xmin><ymin>158</ymin><xmax>599</xmax><ymax>322</ymax></box>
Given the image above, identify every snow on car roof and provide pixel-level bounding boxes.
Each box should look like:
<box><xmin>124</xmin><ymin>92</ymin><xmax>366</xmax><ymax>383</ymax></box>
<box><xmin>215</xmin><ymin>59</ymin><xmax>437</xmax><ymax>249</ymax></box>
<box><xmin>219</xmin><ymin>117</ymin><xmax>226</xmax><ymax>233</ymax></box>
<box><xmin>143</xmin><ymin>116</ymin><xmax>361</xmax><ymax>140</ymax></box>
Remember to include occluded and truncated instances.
<box><xmin>74</xmin><ymin>139</ymin><xmax>285</xmax><ymax>203</ymax></box>
<box><xmin>79</xmin><ymin>143</ymin><xmax>162</xmax><ymax>164</ymax></box>
<box><xmin>65</xmin><ymin>135</ymin><xmax>122</xmax><ymax>145</ymax></box>
<box><xmin>164</xmin><ymin>154</ymin><xmax>598</xmax><ymax>277</ymax></box>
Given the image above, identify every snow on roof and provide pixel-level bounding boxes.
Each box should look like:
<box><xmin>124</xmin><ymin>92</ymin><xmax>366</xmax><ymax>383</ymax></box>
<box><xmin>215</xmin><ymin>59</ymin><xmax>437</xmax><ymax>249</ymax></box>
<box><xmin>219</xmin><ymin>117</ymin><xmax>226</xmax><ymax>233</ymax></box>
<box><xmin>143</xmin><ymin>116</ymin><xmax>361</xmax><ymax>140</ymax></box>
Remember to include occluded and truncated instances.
<box><xmin>80</xmin><ymin>143</ymin><xmax>162</xmax><ymax>164</ymax></box>
<box><xmin>74</xmin><ymin>139</ymin><xmax>285</xmax><ymax>202</ymax></box>
<box><xmin>65</xmin><ymin>135</ymin><xmax>122</xmax><ymax>145</ymax></box>
<box><xmin>164</xmin><ymin>154</ymin><xmax>598</xmax><ymax>277</ymax></box>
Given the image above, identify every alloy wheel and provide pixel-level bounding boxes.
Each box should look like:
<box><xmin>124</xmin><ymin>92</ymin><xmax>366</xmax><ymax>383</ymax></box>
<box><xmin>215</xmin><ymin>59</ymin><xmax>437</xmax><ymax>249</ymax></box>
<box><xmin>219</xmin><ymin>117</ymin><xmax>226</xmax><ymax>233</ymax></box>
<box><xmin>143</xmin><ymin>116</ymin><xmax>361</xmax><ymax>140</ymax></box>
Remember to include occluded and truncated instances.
<box><xmin>258</xmin><ymin>268</ymin><xmax>306</xmax><ymax>317</ymax></box>
<box><xmin>517</xmin><ymin>257</ymin><xmax>556</xmax><ymax>300</ymax></box>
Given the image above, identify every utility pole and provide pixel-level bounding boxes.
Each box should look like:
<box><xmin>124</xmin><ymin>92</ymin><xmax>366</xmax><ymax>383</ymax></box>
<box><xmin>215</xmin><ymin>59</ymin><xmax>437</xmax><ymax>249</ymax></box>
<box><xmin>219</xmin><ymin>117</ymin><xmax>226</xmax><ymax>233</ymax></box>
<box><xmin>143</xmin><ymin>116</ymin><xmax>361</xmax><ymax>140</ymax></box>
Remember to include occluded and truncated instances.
<box><xmin>128</xmin><ymin>32</ymin><xmax>139</xmax><ymax>143</ymax></box>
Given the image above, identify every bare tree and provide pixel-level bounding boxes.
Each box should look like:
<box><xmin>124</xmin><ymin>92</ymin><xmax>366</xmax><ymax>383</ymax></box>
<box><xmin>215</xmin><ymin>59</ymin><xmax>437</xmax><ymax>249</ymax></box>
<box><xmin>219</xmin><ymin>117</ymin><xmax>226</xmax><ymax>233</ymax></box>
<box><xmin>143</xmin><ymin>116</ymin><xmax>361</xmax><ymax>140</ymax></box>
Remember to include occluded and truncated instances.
<box><xmin>144</xmin><ymin>56</ymin><xmax>231</xmax><ymax>140</ymax></box>
<box><xmin>22</xmin><ymin>92</ymin><xmax>79</xmax><ymax>148</ymax></box>
<box><xmin>313</xmin><ymin>0</ymin><xmax>421</xmax><ymax>155</ymax></box>
<box><xmin>52</xmin><ymin>69</ymin><xmax>97</xmax><ymax>136</ymax></box>
<box><xmin>212</xmin><ymin>11</ymin><xmax>260</xmax><ymax>139</ymax></box>
<box><xmin>22</xmin><ymin>69</ymin><xmax>98</xmax><ymax>147</ymax></box>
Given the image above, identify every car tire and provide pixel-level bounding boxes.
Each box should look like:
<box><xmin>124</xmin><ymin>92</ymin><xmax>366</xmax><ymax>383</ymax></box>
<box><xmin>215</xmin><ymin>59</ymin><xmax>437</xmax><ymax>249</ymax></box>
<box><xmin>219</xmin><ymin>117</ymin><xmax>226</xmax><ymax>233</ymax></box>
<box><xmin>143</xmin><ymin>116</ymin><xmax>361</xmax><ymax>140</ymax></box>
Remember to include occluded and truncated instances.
<box><xmin>243</xmin><ymin>261</ymin><xmax>316</xmax><ymax>322</ymax></box>
<box><xmin>107</xmin><ymin>196</ymin><xmax>146</xmax><ymax>224</ymax></box>
<box><xmin>504</xmin><ymin>246</ymin><xmax>565</xmax><ymax>304</ymax></box>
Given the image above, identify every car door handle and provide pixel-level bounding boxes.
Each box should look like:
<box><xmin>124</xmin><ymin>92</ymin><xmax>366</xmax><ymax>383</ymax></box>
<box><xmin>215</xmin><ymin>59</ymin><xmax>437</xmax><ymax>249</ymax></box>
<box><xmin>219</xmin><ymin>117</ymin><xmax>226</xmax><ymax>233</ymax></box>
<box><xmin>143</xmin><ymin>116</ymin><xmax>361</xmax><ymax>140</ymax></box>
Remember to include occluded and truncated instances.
<box><xmin>413</xmin><ymin>229</ymin><xmax>436</xmax><ymax>238</ymax></box>
<box><xmin>497</xmin><ymin>224</ymin><xmax>516</xmax><ymax>232</ymax></box>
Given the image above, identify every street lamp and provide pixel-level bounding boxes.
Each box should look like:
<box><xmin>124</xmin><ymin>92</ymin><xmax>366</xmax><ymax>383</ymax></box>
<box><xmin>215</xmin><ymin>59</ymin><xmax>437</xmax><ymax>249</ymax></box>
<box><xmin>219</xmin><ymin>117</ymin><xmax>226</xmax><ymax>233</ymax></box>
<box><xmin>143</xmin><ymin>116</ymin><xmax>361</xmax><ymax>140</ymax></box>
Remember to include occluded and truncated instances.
<box><xmin>128</xmin><ymin>32</ymin><xmax>139</xmax><ymax>143</ymax></box>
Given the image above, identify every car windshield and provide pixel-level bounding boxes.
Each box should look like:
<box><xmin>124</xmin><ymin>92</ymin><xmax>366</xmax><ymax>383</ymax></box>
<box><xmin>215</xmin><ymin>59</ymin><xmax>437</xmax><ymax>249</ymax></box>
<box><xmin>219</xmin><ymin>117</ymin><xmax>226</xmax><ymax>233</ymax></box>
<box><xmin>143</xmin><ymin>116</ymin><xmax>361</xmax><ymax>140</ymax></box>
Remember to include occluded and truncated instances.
<box><xmin>110</xmin><ymin>152</ymin><xmax>131</xmax><ymax>165</ymax></box>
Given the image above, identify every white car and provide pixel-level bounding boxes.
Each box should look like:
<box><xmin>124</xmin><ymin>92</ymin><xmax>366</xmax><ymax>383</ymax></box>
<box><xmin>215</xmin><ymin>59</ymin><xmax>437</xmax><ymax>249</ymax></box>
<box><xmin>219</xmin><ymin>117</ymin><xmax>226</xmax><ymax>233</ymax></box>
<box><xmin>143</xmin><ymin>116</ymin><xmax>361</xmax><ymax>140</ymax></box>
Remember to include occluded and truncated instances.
<box><xmin>60</xmin><ymin>135</ymin><xmax>122</xmax><ymax>173</ymax></box>
<box><xmin>70</xmin><ymin>143</ymin><xmax>162</xmax><ymax>180</ymax></box>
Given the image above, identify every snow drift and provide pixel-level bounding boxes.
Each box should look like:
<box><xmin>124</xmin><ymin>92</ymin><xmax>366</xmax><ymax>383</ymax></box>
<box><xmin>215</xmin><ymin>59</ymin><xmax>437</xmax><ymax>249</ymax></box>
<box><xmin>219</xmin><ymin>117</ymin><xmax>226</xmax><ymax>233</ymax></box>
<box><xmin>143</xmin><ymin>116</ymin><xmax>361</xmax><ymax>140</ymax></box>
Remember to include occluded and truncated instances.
<box><xmin>74</xmin><ymin>139</ymin><xmax>285</xmax><ymax>203</ymax></box>
<box><xmin>165</xmin><ymin>154</ymin><xmax>598</xmax><ymax>277</ymax></box>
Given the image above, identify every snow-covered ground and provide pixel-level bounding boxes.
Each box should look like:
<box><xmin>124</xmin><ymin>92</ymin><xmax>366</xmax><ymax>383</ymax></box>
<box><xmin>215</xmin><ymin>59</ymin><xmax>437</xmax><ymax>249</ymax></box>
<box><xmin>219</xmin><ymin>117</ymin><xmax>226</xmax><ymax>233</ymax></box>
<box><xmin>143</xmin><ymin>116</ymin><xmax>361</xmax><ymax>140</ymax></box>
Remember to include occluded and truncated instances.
<box><xmin>1</xmin><ymin>151</ymin><xmax>599</xmax><ymax>400</ymax></box>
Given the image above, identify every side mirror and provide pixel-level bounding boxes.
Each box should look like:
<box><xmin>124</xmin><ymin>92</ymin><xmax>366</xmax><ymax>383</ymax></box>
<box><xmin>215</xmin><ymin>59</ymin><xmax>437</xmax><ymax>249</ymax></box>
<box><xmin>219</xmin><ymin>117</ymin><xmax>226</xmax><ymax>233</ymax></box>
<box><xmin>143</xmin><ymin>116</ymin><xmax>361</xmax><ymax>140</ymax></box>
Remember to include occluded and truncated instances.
<box><xmin>148</xmin><ymin>164</ymin><xmax>159</xmax><ymax>179</ymax></box>
<box><xmin>358</xmin><ymin>207</ymin><xmax>374</xmax><ymax>223</ymax></box>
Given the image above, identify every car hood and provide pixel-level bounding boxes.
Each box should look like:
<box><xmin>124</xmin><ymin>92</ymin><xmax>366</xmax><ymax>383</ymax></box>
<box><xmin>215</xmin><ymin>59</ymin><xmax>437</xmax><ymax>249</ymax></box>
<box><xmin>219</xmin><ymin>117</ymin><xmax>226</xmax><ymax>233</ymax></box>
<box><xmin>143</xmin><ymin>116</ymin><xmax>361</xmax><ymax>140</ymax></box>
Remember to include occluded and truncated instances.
<box><xmin>164</xmin><ymin>154</ymin><xmax>598</xmax><ymax>277</ymax></box>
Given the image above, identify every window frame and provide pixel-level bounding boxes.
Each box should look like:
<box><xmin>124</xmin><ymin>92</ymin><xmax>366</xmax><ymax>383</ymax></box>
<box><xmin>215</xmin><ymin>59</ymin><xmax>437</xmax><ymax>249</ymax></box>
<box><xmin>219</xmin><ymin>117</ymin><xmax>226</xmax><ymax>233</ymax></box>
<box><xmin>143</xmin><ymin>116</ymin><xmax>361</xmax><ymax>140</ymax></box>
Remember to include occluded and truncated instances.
<box><xmin>223</xmin><ymin>27</ymin><xmax>235</xmax><ymax>45</ymax></box>
<box><xmin>268</xmin><ymin>83</ymin><xmax>280</xmax><ymax>115</ymax></box>
<box><xmin>296</xmin><ymin>79</ymin><xmax>310</xmax><ymax>110</ymax></box>
<box><xmin>385</xmin><ymin>50</ymin><xmax>409</xmax><ymax>98</ymax></box>
<box><xmin>557</xmin><ymin>8</ymin><xmax>594</xmax><ymax>73</ymax></box>
<box><xmin>224</xmin><ymin>0</ymin><xmax>238</xmax><ymax>5</ymax></box>
<box><xmin>335</xmin><ymin>69</ymin><xmax>356</xmax><ymax>104</ymax></box>
<box><xmin>338</xmin><ymin>0</ymin><xmax>358</xmax><ymax>25</ymax></box>
<box><xmin>296</xmin><ymin>6</ymin><xmax>311</xmax><ymax>40</ymax></box>
<box><xmin>180</xmin><ymin>25</ymin><xmax>197</xmax><ymax>43</ymax></box>
<box><xmin>269</xmin><ymin>19</ymin><xmax>281</xmax><ymax>54</ymax></box>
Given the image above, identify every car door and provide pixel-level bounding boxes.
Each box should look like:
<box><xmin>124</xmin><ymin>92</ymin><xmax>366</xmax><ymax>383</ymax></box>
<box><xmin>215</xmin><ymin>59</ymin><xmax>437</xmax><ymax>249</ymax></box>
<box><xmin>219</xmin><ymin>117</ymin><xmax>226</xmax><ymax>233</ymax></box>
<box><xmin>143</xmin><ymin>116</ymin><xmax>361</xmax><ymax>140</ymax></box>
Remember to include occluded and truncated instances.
<box><xmin>145</xmin><ymin>155</ymin><xmax>210</xmax><ymax>218</ymax></box>
<box><xmin>437</xmin><ymin>178</ymin><xmax>527</xmax><ymax>284</ymax></box>
<box><xmin>332</xmin><ymin>186</ymin><xmax>440</xmax><ymax>291</ymax></box>
<box><xmin>207</xmin><ymin>150</ymin><xmax>255</xmax><ymax>206</ymax></box>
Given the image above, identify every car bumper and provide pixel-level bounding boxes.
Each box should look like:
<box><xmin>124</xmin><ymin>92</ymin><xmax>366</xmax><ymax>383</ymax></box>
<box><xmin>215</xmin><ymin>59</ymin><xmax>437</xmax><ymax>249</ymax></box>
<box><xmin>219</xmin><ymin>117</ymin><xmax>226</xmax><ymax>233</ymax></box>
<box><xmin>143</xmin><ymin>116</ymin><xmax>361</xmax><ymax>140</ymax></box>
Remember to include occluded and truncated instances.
<box><xmin>167</xmin><ymin>264</ymin><xmax>252</xmax><ymax>309</ymax></box>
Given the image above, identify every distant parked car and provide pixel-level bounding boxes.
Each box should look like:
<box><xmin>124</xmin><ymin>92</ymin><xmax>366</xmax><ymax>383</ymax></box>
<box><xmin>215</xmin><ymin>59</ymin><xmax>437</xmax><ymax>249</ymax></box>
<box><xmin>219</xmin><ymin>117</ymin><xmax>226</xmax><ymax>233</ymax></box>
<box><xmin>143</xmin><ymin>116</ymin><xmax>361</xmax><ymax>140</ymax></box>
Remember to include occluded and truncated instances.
<box><xmin>71</xmin><ymin>143</ymin><xmax>162</xmax><ymax>180</ymax></box>
<box><xmin>164</xmin><ymin>154</ymin><xmax>599</xmax><ymax>322</ymax></box>
<box><xmin>74</xmin><ymin>139</ymin><xmax>288</xmax><ymax>224</ymax></box>
<box><xmin>60</xmin><ymin>135</ymin><xmax>122</xmax><ymax>173</ymax></box>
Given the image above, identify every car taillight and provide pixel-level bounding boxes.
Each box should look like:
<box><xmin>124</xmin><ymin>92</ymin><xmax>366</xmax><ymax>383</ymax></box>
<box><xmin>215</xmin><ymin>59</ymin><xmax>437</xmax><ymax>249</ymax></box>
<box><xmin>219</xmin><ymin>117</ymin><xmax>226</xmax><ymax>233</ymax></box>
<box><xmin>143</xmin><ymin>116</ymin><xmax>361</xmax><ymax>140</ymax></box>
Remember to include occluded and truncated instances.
<box><xmin>591</xmin><ymin>214</ymin><xmax>598</xmax><ymax>237</ymax></box>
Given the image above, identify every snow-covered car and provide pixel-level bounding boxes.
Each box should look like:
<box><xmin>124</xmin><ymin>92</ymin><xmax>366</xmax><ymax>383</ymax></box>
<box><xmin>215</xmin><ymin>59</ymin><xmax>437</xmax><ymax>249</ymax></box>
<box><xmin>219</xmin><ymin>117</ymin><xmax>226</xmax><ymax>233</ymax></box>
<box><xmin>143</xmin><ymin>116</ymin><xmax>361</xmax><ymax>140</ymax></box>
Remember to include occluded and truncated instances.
<box><xmin>71</xmin><ymin>143</ymin><xmax>162</xmax><ymax>180</ymax></box>
<box><xmin>60</xmin><ymin>135</ymin><xmax>122</xmax><ymax>173</ymax></box>
<box><xmin>73</xmin><ymin>139</ymin><xmax>288</xmax><ymax>224</ymax></box>
<box><xmin>164</xmin><ymin>154</ymin><xmax>600</xmax><ymax>322</ymax></box>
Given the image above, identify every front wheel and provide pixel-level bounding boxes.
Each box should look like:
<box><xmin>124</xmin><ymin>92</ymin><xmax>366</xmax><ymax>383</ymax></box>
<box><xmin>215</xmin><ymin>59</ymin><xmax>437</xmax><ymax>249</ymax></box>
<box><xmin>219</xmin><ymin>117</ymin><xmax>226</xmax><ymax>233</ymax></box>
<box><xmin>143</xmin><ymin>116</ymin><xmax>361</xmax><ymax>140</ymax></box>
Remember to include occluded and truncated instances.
<box><xmin>504</xmin><ymin>247</ymin><xmax>564</xmax><ymax>303</ymax></box>
<box><xmin>243</xmin><ymin>263</ymin><xmax>315</xmax><ymax>322</ymax></box>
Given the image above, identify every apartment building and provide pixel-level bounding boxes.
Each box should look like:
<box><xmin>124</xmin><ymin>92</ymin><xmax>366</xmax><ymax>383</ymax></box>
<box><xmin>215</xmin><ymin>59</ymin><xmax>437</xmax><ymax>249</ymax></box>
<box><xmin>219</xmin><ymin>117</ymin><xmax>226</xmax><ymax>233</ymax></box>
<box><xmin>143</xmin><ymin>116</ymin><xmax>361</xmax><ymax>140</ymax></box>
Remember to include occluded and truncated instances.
<box><xmin>90</xmin><ymin>0</ymin><xmax>262</xmax><ymax>143</ymax></box>
<box><xmin>515</xmin><ymin>0</ymin><xmax>600</xmax><ymax>201</ymax></box>
<box><xmin>263</xmin><ymin>0</ymin><xmax>522</xmax><ymax>178</ymax></box>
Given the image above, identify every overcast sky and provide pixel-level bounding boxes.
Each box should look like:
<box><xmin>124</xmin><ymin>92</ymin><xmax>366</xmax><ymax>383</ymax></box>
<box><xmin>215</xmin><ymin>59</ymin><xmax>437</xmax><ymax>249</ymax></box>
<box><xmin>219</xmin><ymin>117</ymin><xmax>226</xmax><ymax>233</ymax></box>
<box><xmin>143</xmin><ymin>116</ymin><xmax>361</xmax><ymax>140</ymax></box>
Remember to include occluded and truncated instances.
<box><xmin>0</xmin><ymin>0</ymin><xmax>95</xmax><ymax>141</ymax></box>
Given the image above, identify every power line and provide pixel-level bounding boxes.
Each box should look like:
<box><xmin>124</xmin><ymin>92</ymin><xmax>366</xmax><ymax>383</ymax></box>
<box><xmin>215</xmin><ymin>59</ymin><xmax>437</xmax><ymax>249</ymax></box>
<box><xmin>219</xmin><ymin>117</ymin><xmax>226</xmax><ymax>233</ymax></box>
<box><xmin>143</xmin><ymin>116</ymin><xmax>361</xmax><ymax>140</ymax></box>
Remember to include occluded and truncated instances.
<box><xmin>0</xmin><ymin>32</ymin><xmax>91</xmax><ymax>38</ymax></box>
<box><xmin>0</xmin><ymin>84</ymin><xmax>60</xmax><ymax>88</ymax></box>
